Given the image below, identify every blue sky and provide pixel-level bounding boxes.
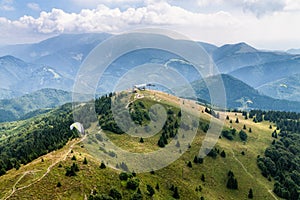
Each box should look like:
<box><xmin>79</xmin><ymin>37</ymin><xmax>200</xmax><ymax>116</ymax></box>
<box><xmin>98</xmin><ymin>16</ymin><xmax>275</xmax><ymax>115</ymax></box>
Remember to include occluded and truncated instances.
<box><xmin>1</xmin><ymin>0</ymin><xmax>300</xmax><ymax>50</ymax></box>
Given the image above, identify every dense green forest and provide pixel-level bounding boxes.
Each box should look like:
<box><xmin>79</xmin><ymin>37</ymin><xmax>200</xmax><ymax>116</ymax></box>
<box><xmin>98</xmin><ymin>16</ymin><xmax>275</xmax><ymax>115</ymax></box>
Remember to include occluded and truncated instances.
<box><xmin>0</xmin><ymin>103</ymin><xmax>78</xmax><ymax>175</ymax></box>
<box><xmin>250</xmin><ymin>110</ymin><xmax>300</xmax><ymax>199</ymax></box>
<box><xmin>96</xmin><ymin>93</ymin><xmax>209</xmax><ymax>149</ymax></box>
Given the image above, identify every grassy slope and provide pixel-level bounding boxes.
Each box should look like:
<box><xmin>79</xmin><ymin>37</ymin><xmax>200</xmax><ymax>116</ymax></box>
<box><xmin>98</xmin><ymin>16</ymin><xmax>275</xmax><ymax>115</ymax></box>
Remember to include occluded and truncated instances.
<box><xmin>0</xmin><ymin>90</ymin><xmax>280</xmax><ymax>200</ymax></box>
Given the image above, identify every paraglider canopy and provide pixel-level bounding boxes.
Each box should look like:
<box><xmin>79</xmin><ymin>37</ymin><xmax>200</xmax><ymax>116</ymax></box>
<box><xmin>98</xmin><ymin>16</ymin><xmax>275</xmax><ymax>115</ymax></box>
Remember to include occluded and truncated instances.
<box><xmin>70</xmin><ymin>122</ymin><xmax>85</xmax><ymax>135</ymax></box>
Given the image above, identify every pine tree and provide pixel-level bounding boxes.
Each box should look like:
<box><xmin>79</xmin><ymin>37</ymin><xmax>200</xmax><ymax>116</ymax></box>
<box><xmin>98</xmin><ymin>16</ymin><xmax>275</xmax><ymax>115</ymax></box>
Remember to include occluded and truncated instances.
<box><xmin>226</xmin><ymin>115</ymin><xmax>230</xmax><ymax>120</ymax></box>
<box><xmin>235</xmin><ymin>118</ymin><xmax>239</xmax><ymax>123</ymax></box>
<box><xmin>109</xmin><ymin>188</ymin><xmax>122</xmax><ymax>200</ymax></box>
<box><xmin>57</xmin><ymin>181</ymin><xmax>62</xmax><ymax>187</ymax></box>
<box><xmin>178</xmin><ymin>111</ymin><xmax>182</xmax><ymax>117</ymax></box>
<box><xmin>139</xmin><ymin>137</ymin><xmax>144</xmax><ymax>143</ymax></box>
<box><xmin>100</xmin><ymin>162</ymin><xmax>106</xmax><ymax>169</ymax></box>
<box><xmin>137</xmin><ymin>187</ymin><xmax>142</xmax><ymax>194</ymax></box>
<box><xmin>132</xmin><ymin>171</ymin><xmax>136</xmax><ymax>177</ymax></box>
<box><xmin>220</xmin><ymin>150</ymin><xmax>226</xmax><ymax>158</ymax></box>
<box><xmin>157</xmin><ymin>136</ymin><xmax>165</xmax><ymax>148</ymax></box>
<box><xmin>173</xmin><ymin>187</ymin><xmax>180</xmax><ymax>199</ymax></box>
<box><xmin>71</xmin><ymin>155</ymin><xmax>76</xmax><ymax>161</ymax></box>
<box><xmin>201</xmin><ymin>174</ymin><xmax>205</xmax><ymax>182</ymax></box>
<box><xmin>226</xmin><ymin>171</ymin><xmax>238</xmax><ymax>190</ymax></box>
<box><xmin>155</xmin><ymin>183</ymin><xmax>159</xmax><ymax>190</ymax></box>
<box><xmin>83</xmin><ymin>157</ymin><xmax>88</xmax><ymax>165</ymax></box>
<box><xmin>193</xmin><ymin>156</ymin><xmax>199</xmax><ymax>164</ymax></box>
<box><xmin>248</xmin><ymin>188</ymin><xmax>253</xmax><ymax>199</ymax></box>
<box><xmin>147</xmin><ymin>184</ymin><xmax>155</xmax><ymax>197</ymax></box>
<box><xmin>249</xmin><ymin>127</ymin><xmax>252</xmax><ymax>133</ymax></box>
<box><xmin>187</xmin><ymin>161</ymin><xmax>192</xmax><ymax>168</ymax></box>
<box><xmin>243</xmin><ymin>124</ymin><xmax>246</xmax><ymax>130</ymax></box>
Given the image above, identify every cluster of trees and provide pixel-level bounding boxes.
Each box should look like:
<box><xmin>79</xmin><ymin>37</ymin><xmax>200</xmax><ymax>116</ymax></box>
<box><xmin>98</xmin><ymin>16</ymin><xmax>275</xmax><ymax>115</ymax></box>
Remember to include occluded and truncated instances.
<box><xmin>239</xmin><ymin>130</ymin><xmax>248</xmax><ymax>141</ymax></box>
<box><xmin>257</xmin><ymin>134</ymin><xmax>300</xmax><ymax>199</ymax></box>
<box><xmin>251</xmin><ymin>109</ymin><xmax>300</xmax><ymax>199</ymax></box>
<box><xmin>0</xmin><ymin>103</ymin><xmax>78</xmax><ymax>176</ymax></box>
<box><xmin>204</xmin><ymin>107</ymin><xmax>220</xmax><ymax>118</ymax></box>
<box><xmin>65</xmin><ymin>163</ymin><xmax>79</xmax><ymax>176</ymax></box>
<box><xmin>96</xmin><ymin>94</ymin><xmax>169</xmax><ymax>135</ymax></box>
<box><xmin>222</xmin><ymin>129</ymin><xmax>236</xmax><ymax>140</ymax></box>
<box><xmin>170</xmin><ymin>184</ymin><xmax>180</xmax><ymax>199</ymax></box>
<box><xmin>129</xmin><ymin>101</ymin><xmax>150</xmax><ymax>125</ymax></box>
<box><xmin>157</xmin><ymin>109</ymin><xmax>180</xmax><ymax>148</ymax></box>
<box><xmin>221</xmin><ymin>128</ymin><xmax>247</xmax><ymax>142</ymax></box>
<box><xmin>88</xmin><ymin>188</ymin><xmax>122</xmax><ymax>200</ymax></box>
<box><xmin>89</xmin><ymin>172</ymin><xmax>155</xmax><ymax>200</ymax></box>
<box><xmin>96</xmin><ymin>94</ymin><xmax>124</xmax><ymax>134</ymax></box>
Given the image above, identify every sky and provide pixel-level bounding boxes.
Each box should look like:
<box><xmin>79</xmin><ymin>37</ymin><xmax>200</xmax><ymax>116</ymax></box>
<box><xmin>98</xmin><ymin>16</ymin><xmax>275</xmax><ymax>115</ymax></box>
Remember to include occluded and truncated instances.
<box><xmin>0</xmin><ymin>0</ymin><xmax>300</xmax><ymax>50</ymax></box>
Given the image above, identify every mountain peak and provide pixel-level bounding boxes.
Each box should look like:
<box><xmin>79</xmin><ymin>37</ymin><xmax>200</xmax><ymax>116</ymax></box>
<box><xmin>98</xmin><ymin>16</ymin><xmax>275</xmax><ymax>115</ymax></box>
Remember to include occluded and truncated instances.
<box><xmin>235</xmin><ymin>42</ymin><xmax>257</xmax><ymax>53</ymax></box>
<box><xmin>0</xmin><ymin>55</ymin><xmax>24</xmax><ymax>62</ymax></box>
<box><xmin>218</xmin><ymin>42</ymin><xmax>257</xmax><ymax>54</ymax></box>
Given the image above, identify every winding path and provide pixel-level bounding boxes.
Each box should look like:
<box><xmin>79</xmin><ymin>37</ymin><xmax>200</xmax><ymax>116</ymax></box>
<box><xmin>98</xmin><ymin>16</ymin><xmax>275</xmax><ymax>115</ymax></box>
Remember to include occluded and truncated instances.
<box><xmin>231</xmin><ymin>149</ymin><xmax>278</xmax><ymax>200</ymax></box>
<box><xmin>231</xmin><ymin>149</ymin><xmax>253</xmax><ymax>178</ymax></box>
<box><xmin>3</xmin><ymin>134</ymin><xmax>87</xmax><ymax>200</ymax></box>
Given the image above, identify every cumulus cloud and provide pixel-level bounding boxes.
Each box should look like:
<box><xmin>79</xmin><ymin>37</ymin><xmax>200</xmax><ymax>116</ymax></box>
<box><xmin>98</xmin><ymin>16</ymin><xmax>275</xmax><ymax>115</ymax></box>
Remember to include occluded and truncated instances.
<box><xmin>0</xmin><ymin>0</ymin><xmax>300</xmax><ymax>50</ymax></box>
<box><xmin>12</xmin><ymin>2</ymin><xmax>237</xmax><ymax>34</ymax></box>
<box><xmin>27</xmin><ymin>2</ymin><xmax>41</xmax><ymax>11</ymax></box>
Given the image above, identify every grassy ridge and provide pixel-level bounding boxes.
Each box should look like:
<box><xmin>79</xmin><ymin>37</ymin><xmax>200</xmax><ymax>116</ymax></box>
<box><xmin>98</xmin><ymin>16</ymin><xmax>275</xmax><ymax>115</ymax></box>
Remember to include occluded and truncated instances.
<box><xmin>0</xmin><ymin>90</ymin><xmax>279</xmax><ymax>200</ymax></box>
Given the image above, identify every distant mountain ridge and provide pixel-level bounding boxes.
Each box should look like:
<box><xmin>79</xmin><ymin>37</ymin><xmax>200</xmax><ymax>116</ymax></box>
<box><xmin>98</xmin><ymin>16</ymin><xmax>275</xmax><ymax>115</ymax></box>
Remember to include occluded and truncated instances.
<box><xmin>189</xmin><ymin>74</ymin><xmax>300</xmax><ymax>112</ymax></box>
<box><xmin>0</xmin><ymin>55</ymin><xmax>73</xmax><ymax>97</ymax></box>
<box><xmin>229</xmin><ymin>56</ymin><xmax>300</xmax><ymax>88</ymax></box>
<box><xmin>0</xmin><ymin>33</ymin><xmax>300</xmax><ymax>103</ymax></box>
<box><xmin>257</xmin><ymin>73</ymin><xmax>300</xmax><ymax>102</ymax></box>
<box><xmin>212</xmin><ymin>42</ymin><xmax>293</xmax><ymax>73</ymax></box>
<box><xmin>0</xmin><ymin>88</ymin><xmax>71</xmax><ymax>122</ymax></box>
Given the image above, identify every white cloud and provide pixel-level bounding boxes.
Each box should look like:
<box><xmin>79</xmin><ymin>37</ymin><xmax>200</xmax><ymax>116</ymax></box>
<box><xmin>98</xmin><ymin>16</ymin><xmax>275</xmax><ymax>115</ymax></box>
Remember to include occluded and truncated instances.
<box><xmin>12</xmin><ymin>2</ymin><xmax>237</xmax><ymax>34</ymax></box>
<box><xmin>0</xmin><ymin>0</ymin><xmax>14</xmax><ymax>11</ymax></box>
<box><xmin>197</xmin><ymin>0</ymin><xmax>224</xmax><ymax>7</ymax></box>
<box><xmin>0</xmin><ymin>1</ymin><xmax>300</xmax><ymax>50</ymax></box>
<box><xmin>284</xmin><ymin>0</ymin><xmax>300</xmax><ymax>11</ymax></box>
<box><xmin>27</xmin><ymin>2</ymin><xmax>41</xmax><ymax>11</ymax></box>
<box><xmin>70</xmin><ymin>0</ymin><xmax>143</xmax><ymax>7</ymax></box>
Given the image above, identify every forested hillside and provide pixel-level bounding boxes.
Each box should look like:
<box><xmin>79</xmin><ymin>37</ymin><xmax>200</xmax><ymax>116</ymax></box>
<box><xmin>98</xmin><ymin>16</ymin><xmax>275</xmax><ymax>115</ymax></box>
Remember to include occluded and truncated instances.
<box><xmin>0</xmin><ymin>103</ymin><xmax>77</xmax><ymax>175</ymax></box>
<box><xmin>0</xmin><ymin>88</ymin><xmax>71</xmax><ymax>122</ymax></box>
<box><xmin>250</xmin><ymin>110</ymin><xmax>300</xmax><ymax>199</ymax></box>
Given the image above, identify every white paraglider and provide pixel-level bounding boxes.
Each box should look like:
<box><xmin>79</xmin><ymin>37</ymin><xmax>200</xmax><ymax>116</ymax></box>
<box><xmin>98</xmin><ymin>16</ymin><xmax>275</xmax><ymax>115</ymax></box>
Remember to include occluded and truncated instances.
<box><xmin>70</xmin><ymin>122</ymin><xmax>85</xmax><ymax>135</ymax></box>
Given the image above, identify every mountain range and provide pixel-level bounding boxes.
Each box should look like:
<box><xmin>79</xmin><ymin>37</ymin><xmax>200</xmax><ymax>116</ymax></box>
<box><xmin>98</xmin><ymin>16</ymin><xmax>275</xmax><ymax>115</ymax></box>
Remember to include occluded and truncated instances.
<box><xmin>0</xmin><ymin>88</ymin><xmax>71</xmax><ymax>122</ymax></box>
<box><xmin>0</xmin><ymin>33</ymin><xmax>300</xmax><ymax>110</ymax></box>
<box><xmin>190</xmin><ymin>74</ymin><xmax>300</xmax><ymax>112</ymax></box>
